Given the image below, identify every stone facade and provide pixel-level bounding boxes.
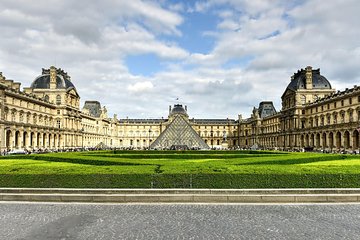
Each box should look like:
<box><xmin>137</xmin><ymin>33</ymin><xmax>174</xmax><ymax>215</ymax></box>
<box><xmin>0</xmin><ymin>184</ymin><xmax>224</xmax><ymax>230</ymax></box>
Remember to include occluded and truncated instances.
<box><xmin>0</xmin><ymin>66</ymin><xmax>359</xmax><ymax>152</ymax></box>
<box><xmin>241</xmin><ymin>66</ymin><xmax>360</xmax><ymax>152</ymax></box>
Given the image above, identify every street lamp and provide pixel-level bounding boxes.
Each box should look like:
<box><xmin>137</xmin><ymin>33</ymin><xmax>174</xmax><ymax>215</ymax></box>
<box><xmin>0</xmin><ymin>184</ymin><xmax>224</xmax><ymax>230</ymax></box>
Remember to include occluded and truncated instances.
<box><xmin>148</xmin><ymin>129</ymin><xmax>152</xmax><ymax>150</ymax></box>
<box><xmin>210</xmin><ymin>130</ymin><xmax>213</xmax><ymax>149</ymax></box>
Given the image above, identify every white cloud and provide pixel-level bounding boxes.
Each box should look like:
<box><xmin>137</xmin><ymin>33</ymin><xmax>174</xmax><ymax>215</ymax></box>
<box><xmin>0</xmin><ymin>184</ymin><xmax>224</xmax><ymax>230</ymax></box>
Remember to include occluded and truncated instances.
<box><xmin>128</xmin><ymin>81</ymin><xmax>154</xmax><ymax>93</ymax></box>
<box><xmin>1</xmin><ymin>0</ymin><xmax>360</xmax><ymax>119</ymax></box>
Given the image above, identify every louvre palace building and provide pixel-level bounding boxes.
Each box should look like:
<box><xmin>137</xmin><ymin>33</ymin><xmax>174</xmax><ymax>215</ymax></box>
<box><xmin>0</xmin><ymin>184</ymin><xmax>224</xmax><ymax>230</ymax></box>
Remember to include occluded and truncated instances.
<box><xmin>1</xmin><ymin>65</ymin><xmax>360</xmax><ymax>152</ymax></box>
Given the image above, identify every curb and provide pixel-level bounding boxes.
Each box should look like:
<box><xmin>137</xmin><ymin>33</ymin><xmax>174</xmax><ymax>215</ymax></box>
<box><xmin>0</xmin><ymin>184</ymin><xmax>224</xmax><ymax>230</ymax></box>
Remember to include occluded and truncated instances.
<box><xmin>1</xmin><ymin>188</ymin><xmax>360</xmax><ymax>203</ymax></box>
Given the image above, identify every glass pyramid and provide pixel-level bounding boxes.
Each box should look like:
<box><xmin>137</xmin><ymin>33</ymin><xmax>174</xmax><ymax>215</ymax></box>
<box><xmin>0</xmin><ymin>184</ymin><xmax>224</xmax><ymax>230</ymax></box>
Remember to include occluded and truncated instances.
<box><xmin>150</xmin><ymin>115</ymin><xmax>209</xmax><ymax>150</ymax></box>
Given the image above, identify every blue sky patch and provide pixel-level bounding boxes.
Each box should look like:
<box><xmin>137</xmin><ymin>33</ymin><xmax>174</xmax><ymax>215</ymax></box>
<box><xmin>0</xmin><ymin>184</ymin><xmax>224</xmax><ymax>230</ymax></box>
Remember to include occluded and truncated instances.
<box><xmin>162</xmin><ymin>10</ymin><xmax>218</xmax><ymax>54</ymax></box>
<box><xmin>125</xmin><ymin>53</ymin><xmax>164</xmax><ymax>76</ymax></box>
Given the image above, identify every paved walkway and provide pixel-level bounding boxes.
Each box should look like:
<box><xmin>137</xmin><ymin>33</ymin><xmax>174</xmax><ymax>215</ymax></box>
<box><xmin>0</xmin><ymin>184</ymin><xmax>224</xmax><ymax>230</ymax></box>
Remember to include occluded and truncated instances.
<box><xmin>1</xmin><ymin>202</ymin><xmax>360</xmax><ymax>239</ymax></box>
<box><xmin>2</xmin><ymin>188</ymin><xmax>360</xmax><ymax>203</ymax></box>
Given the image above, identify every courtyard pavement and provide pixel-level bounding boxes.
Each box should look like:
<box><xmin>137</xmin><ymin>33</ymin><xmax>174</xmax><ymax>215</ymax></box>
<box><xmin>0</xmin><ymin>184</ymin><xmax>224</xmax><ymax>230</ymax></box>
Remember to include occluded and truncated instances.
<box><xmin>0</xmin><ymin>202</ymin><xmax>359</xmax><ymax>239</ymax></box>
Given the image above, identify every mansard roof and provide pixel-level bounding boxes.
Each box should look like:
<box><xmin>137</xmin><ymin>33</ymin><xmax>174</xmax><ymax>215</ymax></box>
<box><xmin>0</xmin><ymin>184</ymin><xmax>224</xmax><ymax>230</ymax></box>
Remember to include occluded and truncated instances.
<box><xmin>286</xmin><ymin>67</ymin><xmax>331</xmax><ymax>91</ymax></box>
<box><xmin>30</xmin><ymin>67</ymin><xmax>76</xmax><ymax>90</ymax></box>
<box><xmin>83</xmin><ymin>101</ymin><xmax>102</xmax><ymax>118</ymax></box>
<box><xmin>169</xmin><ymin>104</ymin><xmax>188</xmax><ymax>118</ymax></box>
<box><xmin>258</xmin><ymin>101</ymin><xmax>277</xmax><ymax>118</ymax></box>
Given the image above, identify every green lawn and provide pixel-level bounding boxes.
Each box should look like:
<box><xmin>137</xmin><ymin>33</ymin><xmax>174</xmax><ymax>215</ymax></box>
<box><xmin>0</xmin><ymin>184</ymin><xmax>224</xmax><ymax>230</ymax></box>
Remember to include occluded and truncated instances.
<box><xmin>1</xmin><ymin>150</ymin><xmax>360</xmax><ymax>188</ymax></box>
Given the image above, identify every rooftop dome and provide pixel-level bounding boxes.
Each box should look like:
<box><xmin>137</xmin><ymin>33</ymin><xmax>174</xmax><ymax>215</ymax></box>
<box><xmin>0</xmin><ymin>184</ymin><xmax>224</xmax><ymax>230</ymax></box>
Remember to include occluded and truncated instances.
<box><xmin>30</xmin><ymin>67</ymin><xmax>75</xmax><ymax>90</ymax></box>
<box><xmin>169</xmin><ymin>104</ymin><xmax>188</xmax><ymax>118</ymax></box>
<box><xmin>286</xmin><ymin>67</ymin><xmax>331</xmax><ymax>91</ymax></box>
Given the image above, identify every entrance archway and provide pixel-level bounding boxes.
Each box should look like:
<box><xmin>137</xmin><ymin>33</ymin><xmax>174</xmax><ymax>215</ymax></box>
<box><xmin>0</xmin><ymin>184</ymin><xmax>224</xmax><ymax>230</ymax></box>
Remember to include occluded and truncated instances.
<box><xmin>316</xmin><ymin>133</ymin><xmax>321</xmax><ymax>148</ymax></box>
<box><xmin>328</xmin><ymin>132</ymin><xmax>334</xmax><ymax>150</ymax></box>
<box><xmin>336</xmin><ymin>132</ymin><xmax>342</xmax><ymax>149</ymax></box>
<box><xmin>37</xmin><ymin>133</ymin><xmax>41</xmax><ymax>148</ymax></box>
<box><xmin>5</xmin><ymin>130</ymin><xmax>12</xmax><ymax>150</ymax></box>
<box><xmin>305</xmin><ymin>134</ymin><xmax>309</xmax><ymax>147</ymax></box>
<box><xmin>353</xmin><ymin>130</ymin><xmax>359</xmax><ymax>149</ymax></box>
<box><xmin>310</xmin><ymin>134</ymin><xmax>315</xmax><ymax>147</ymax></box>
<box><xmin>15</xmin><ymin>131</ymin><xmax>20</xmax><ymax>149</ymax></box>
<box><xmin>43</xmin><ymin>133</ymin><xmax>46</xmax><ymax>148</ymax></box>
<box><xmin>322</xmin><ymin>132</ymin><xmax>327</xmax><ymax>148</ymax></box>
<box><xmin>30</xmin><ymin>132</ymin><xmax>34</xmax><ymax>148</ymax></box>
<box><xmin>23</xmin><ymin>132</ymin><xmax>28</xmax><ymax>148</ymax></box>
<box><xmin>344</xmin><ymin>131</ymin><xmax>350</xmax><ymax>149</ymax></box>
<box><xmin>48</xmin><ymin>134</ymin><xmax>52</xmax><ymax>148</ymax></box>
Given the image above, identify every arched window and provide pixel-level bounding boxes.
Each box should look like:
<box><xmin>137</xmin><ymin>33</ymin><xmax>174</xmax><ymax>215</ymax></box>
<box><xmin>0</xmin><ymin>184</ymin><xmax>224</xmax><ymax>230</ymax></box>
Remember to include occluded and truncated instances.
<box><xmin>44</xmin><ymin>95</ymin><xmax>49</xmax><ymax>102</ymax></box>
<box><xmin>56</xmin><ymin>95</ymin><xmax>61</xmax><ymax>105</ymax></box>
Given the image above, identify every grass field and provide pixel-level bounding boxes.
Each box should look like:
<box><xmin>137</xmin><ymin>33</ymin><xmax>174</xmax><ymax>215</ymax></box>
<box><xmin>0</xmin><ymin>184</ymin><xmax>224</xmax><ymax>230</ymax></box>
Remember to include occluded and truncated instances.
<box><xmin>1</xmin><ymin>150</ymin><xmax>360</xmax><ymax>188</ymax></box>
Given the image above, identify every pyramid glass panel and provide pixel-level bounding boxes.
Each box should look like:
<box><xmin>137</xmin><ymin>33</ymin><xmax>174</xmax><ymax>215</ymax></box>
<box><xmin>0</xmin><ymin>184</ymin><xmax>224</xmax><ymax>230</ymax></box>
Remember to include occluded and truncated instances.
<box><xmin>150</xmin><ymin>115</ymin><xmax>209</xmax><ymax>150</ymax></box>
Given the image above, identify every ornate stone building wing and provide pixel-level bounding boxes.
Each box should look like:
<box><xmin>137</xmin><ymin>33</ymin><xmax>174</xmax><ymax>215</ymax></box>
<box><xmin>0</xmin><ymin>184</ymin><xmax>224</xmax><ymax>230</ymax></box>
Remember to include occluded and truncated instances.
<box><xmin>150</xmin><ymin>115</ymin><xmax>209</xmax><ymax>150</ymax></box>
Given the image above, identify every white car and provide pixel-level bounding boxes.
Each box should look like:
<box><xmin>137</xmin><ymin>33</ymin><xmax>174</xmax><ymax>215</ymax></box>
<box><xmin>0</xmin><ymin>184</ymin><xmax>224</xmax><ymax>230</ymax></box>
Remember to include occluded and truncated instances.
<box><xmin>7</xmin><ymin>149</ymin><xmax>27</xmax><ymax>155</ymax></box>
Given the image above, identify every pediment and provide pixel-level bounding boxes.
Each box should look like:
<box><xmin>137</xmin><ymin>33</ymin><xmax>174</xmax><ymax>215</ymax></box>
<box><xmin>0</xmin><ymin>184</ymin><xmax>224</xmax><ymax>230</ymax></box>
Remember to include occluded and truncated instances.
<box><xmin>67</xmin><ymin>87</ymin><xmax>79</xmax><ymax>97</ymax></box>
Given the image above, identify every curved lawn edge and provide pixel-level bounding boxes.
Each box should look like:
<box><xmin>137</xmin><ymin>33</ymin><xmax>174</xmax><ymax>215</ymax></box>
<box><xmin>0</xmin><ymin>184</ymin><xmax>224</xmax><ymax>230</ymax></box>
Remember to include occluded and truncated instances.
<box><xmin>0</xmin><ymin>174</ymin><xmax>359</xmax><ymax>189</ymax></box>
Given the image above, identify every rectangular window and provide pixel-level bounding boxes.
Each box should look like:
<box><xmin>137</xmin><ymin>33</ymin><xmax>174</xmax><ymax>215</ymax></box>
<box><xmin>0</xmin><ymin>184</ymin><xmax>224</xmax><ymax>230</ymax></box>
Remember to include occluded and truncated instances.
<box><xmin>349</xmin><ymin>98</ymin><xmax>352</xmax><ymax>105</ymax></box>
<box><xmin>341</xmin><ymin>100</ymin><xmax>344</xmax><ymax>106</ymax></box>
<box><xmin>334</xmin><ymin>102</ymin><xmax>337</xmax><ymax>108</ymax></box>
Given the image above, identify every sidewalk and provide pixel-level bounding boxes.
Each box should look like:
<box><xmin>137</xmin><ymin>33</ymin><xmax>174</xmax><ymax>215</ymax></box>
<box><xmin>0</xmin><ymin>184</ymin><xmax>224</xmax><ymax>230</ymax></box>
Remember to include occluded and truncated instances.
<box><xmin>1</xmin><ymin>188</ymin><xmax>360</xmax><ymax>203</ymax></box>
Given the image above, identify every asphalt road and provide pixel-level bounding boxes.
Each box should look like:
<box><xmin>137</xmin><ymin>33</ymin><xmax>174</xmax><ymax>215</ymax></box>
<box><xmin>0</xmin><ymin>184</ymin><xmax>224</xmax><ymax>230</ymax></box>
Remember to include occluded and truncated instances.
<box><xmin>0</xmin><ymin>202</ymin><xmax>359</xmax><ymax>240</ymax></box>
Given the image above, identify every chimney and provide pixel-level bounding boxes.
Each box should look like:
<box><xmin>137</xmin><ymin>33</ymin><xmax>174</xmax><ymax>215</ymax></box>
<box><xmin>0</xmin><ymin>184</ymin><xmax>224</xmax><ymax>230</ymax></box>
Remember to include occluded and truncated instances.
<box><xmin>169</xmin><ymin>105</ymin><xmax>172</xmax><ymax>114</ymax></box>
<box><xmin>185</xmin><ymin>105</ymin><xmax>187</xmax><ymax>111</ymax></box>
<box><xmin>50</xmin><ymin>66</ymin><xmax>57</xmax><ymax>89</ymax></box>
<box><xmin>305</xmin><ymin>66</ymin><xmax>312</xmax><ymax>89</ymax></box>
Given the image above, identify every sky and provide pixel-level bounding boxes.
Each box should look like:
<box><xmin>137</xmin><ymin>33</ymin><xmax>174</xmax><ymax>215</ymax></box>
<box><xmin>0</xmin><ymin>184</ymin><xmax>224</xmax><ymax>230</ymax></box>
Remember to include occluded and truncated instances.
<box><xmin>1</xmin><ymin>0</ymin><xmax>360</xmax><ymax>119</ymax></box>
